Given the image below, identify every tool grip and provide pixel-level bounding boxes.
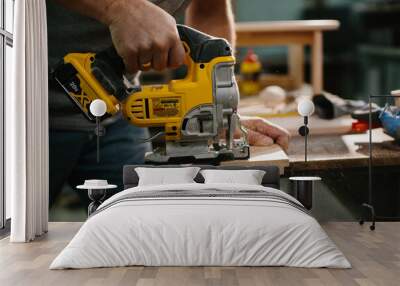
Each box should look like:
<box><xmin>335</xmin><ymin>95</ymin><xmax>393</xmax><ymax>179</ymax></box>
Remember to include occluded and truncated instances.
<box><xmin>176</xmin><ymin>24</ymin><xmax>232</xmax><ymax>63</ymax></box>
<box><xmin>90</xmin><ymin>25</ymin><xmax>233</xmax><ymax>100</ymax></box>
<box><xmin>95</xmin><ymin>25</ymin><xmax>232</xmax><ymax>76</ymax></box>
<box><xmin>91</xmin><ymin>47</ymin><xmax>128</xmax><ymax>101</ymax></box>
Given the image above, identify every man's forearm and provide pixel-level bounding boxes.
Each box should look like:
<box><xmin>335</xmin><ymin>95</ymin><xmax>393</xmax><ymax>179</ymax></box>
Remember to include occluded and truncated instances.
<box><xmin>185</xmin><ymin>0</ymin><xmax>235</xmax><ymax>49</ymax></box>
<box><xmin>53</xmin><ymin>0</ymin><xmax>116</xmax><ymax>24</ymax></box>
<box><xmin>52</xmin><ymin>0</ymin><xmax>185</xmax><ymax>74</ymax></box>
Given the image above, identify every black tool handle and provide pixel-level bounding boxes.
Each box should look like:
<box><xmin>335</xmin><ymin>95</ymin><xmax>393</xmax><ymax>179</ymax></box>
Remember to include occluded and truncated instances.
<box><xmin>98</xmin><ymin>25</ymin><xmax>234</xmax><ymax>67</ymax></box>
<box><xmin>91</xmin><ymin>47</ymin><xmax>128</xmax><ymax>102</ymax></box>
<box><xmin>176</xmin><ymin>24</ymin><xmax>232</xmax><ymax>63</ymax></box>
<box><xmin>101</xmin><ymin>25</ymin><xmax>233</xmax><ymax>67</ymax></box>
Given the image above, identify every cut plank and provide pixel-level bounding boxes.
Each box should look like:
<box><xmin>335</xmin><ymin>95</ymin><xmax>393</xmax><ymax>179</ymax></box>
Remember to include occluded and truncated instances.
<box><xmin>221</xmin><ymin>144</ymin><xmax>289</xmax><ymax>175</ymax></box>
<box><xmin>267</xmin><ymin>115</ymin><xmax>355</xmax><ymax>136</ymax></box>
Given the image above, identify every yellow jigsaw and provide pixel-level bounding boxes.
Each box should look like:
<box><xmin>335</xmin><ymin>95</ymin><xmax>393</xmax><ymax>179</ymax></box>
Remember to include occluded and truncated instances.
<box><xmin>53</xmin><ymin>25</ymin><xmax>249</xmax><ymax>163</ymax></box>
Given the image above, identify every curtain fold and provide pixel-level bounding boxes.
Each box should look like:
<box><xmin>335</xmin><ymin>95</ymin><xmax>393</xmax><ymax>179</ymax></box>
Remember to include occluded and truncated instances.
<box><xmin>7</xmin><ymin>0</ymin><xmax>49</xmax><ymax>242</ymax></box>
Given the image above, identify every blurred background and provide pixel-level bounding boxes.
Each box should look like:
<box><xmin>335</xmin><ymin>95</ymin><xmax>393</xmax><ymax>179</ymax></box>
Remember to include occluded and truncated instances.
<box><xmin>233</xmin><ymin>0</ymin><xmax>400</xmax><ymax>102</ymax></box>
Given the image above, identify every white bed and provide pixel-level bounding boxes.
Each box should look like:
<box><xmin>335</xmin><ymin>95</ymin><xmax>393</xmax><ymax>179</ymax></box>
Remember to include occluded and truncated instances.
<box><xmin>50</xmin><ymin>182</ymin><xmax>350</xmax><ymax>269</ymax></box>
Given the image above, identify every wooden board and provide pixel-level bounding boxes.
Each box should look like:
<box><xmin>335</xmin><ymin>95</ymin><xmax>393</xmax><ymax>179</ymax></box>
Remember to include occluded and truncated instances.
<box><xmin>236</xmin><ymin>20</ymin><xmax>340</xmax><ymax>33</ymax></box>
<box><xmin>239</xmin><ymin>108</ymin><xmax>355</xmax><ymax>137</ymax></box>
<box><xmin>221</xmin><ymin>144</ymin><xmax>289</xmax><ymax>175</ymax></box>
<box><xmin>267</xmin><ymin>115</ymin><xmax>355</xmax><ymax>136</ymax></box>
<box><xmin>238</xmin><ymin>91</ymin><xmax>356</xmax><ymax>136</ymax></box>
<box><xmin>288</xmin><ymin>128</ymin><xmax>400</xmax><ymax>171</ymax></box>
<box><xmin>235</xmin><ymin>20</ymin><xmax>340</xmax><ymax>48</ymax></box>
<box><xmin>2</xmin><ymin>222</ymin><xmax>400</xmax><ymax>286</ymax></box>
<box><xmin>221</xmin><ymin>129</ymin><xmax>398</xmax><ymax>174</ymax></box>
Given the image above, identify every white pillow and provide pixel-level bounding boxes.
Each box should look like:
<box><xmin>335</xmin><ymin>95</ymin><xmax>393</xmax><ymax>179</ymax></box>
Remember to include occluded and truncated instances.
<box><xmin>200</xmin><ymin>169</ymin><xmax>266</xmax><ymax>185</ymax></box>
<box><xmin>135</xmin><ymin>167</ymin><xmax>200</xmax><ymax>186</ymax></box>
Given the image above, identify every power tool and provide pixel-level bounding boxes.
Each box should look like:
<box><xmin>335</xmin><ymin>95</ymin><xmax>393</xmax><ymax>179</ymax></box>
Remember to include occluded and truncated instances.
<box><xmin>52</xmin><ymin>25</ymin><xmax>250</xmax><ymax>163</ymax></box>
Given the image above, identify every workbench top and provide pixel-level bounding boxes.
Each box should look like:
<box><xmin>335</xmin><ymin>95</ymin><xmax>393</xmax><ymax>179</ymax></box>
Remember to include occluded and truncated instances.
<box><xmin>224</xmin><ymin>128</ymin><xmax>400</xmax><ymax>175</ymax></box>
<box><xmin>288</xmin><ymin>128</ymin><xmax>400</xmax><ymax>172</ymax></box>
<box><xmin>236</xmin><ymin>20</ymin><xmax>340</xmax><ymax>33</ymax></box>
<box><xmin>221</xmin><ymin>144</ymin><xmax>289</xmax><ymax>175</ymax></box>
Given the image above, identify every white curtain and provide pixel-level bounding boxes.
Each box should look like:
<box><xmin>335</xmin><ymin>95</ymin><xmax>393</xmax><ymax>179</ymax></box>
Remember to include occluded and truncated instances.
<box><xmin>7</xmin><ymin>0</ymin><xmax>49</xmax><ymax>242</ymax></box>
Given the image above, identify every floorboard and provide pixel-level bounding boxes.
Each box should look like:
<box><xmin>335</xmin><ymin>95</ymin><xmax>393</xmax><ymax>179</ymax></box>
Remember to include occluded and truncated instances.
<box><xmin>0</xmin><ymin>222</ymin><xmax>399</xmax><ymax>286</ymax></box>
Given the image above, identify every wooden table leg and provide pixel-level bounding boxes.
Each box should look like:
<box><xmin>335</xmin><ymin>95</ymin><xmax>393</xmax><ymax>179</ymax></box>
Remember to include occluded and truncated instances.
<box><xmin>289</xmin><ymin>45</ymin><xmax>304</xmax><ymax>90</ymax></box>
<box><xmin>311</xmin><ymin>31</ymin><xmax>323</xmax><ymax>95</ymax></box>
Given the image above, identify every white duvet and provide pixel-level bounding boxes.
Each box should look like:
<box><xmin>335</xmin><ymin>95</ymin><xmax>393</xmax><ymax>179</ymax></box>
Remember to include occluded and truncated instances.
<box><xmin>50</xmin><ymin>183</ymin><xmax>350</xmax><ymax>269</ymax></box>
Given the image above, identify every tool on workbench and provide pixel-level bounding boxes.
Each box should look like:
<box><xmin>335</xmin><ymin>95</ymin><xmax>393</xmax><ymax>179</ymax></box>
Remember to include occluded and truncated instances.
<box><xmin>379</xmin><ymin>104</ymin><xmax>400</xmax><ymax>144</ymax></box>
<box><xmin>52</xmin><ymin>25</ymin><xmax>250</xmax><ymax>163</ymax></box>
<box><xmin>350</xmin><ymin>102</ymin><xmax>381</xmax><ymax>132</ymax></box>
<box><xmin>350</xmin><ymin>99</ymin><xmax>400</xmax><ymax>142</ymax></box>
<box><xmin>239</xmin><ymin>49</ymin><xmax>262</xmax><ymax>96</ymax></box>
<box><xmin>313</xmin><ymin>93</ymin><xmax>367</xmax><ymax>119</ymax></box>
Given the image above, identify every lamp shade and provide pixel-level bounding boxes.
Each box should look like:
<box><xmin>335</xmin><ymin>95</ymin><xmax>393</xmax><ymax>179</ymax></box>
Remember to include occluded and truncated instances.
<box><xmin>297</xmin><ymin>99</ymin><xmax>315</xmax><ymax>117</ymax></box>
<box><xmin>89</xmin><ymin>99</ymin><xmax>107</xmax><ymax>117</ymax></box>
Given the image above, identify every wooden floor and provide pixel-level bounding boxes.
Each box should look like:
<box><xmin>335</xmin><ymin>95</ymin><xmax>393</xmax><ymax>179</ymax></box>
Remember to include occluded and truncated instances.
<box><xmin>0</xmin><ymin>222</ymin><xmax>399</xmax><ymax>286</ymax></box>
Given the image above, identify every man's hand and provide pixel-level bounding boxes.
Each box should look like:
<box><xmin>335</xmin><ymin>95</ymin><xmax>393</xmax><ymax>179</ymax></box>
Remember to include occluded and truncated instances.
<box><xmin>54</xmin><ymin>0</ymin><xmax>185</xmax><ymax>73</ymax></box>
<box><xmin>105</xmin><ymin>0</ymin><xmax>185</xmax><ymax>73</ymax></box>
<box><xmin>238</xmin><ymin>116</ymin><xmax>290</xmax><ymax>151</ymax></box>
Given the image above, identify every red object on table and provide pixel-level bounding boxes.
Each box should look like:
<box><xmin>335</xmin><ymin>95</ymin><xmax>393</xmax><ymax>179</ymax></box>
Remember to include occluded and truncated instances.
<box><xmin>352</xmin><ymin>120</ymin><xmax>381</xmax><ymax>133</ymax></box>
